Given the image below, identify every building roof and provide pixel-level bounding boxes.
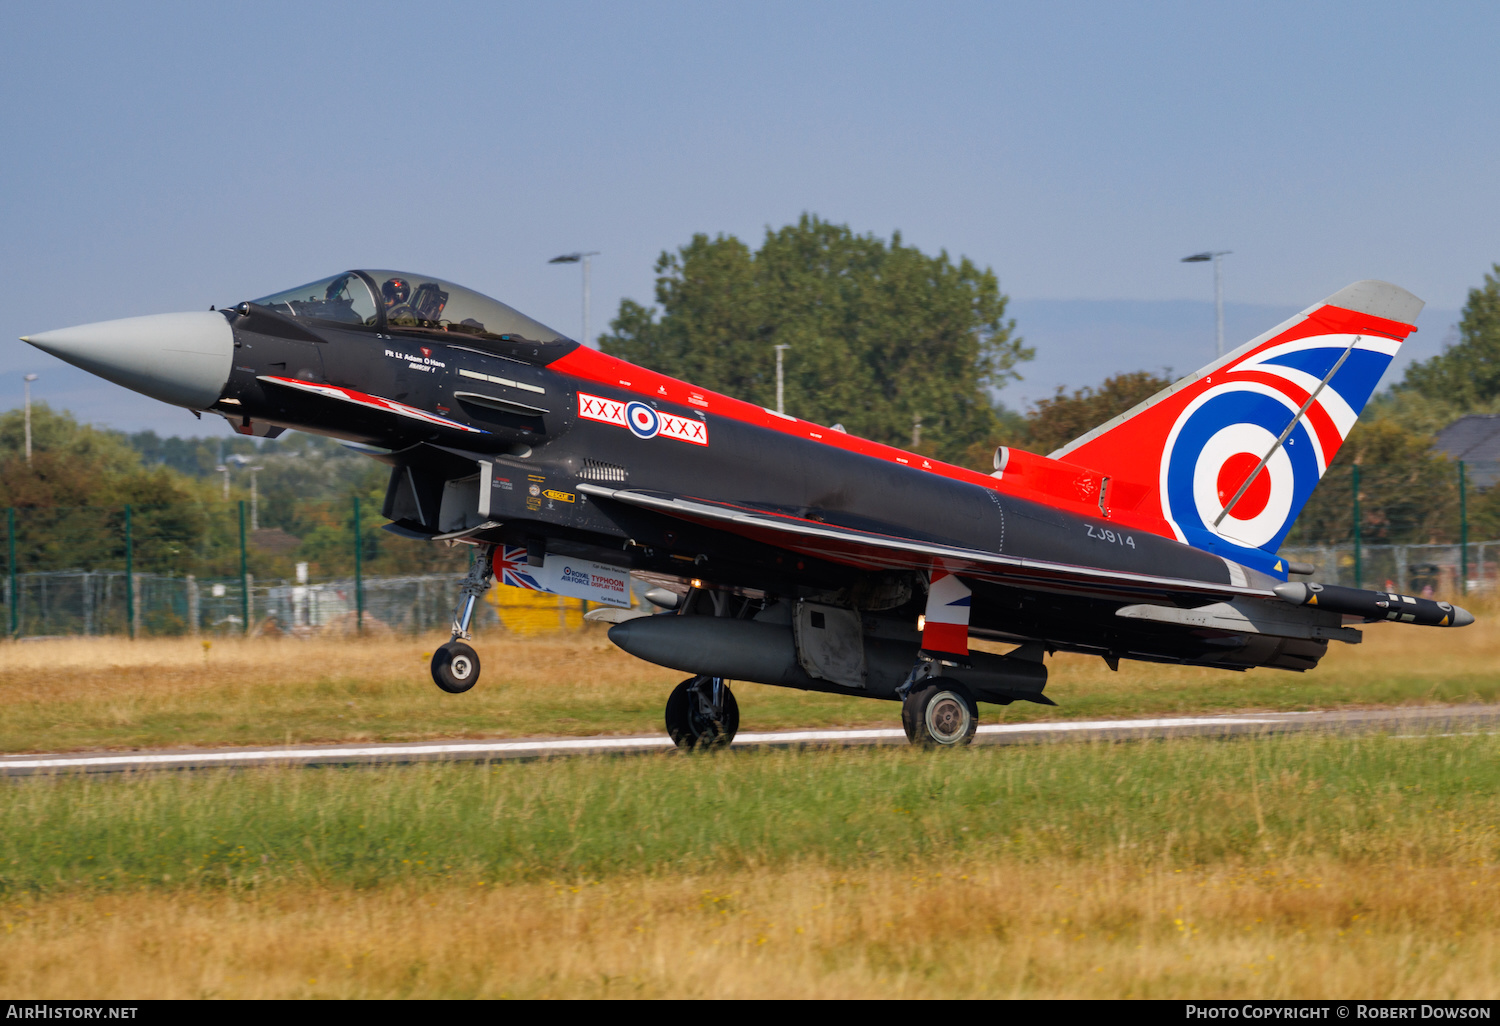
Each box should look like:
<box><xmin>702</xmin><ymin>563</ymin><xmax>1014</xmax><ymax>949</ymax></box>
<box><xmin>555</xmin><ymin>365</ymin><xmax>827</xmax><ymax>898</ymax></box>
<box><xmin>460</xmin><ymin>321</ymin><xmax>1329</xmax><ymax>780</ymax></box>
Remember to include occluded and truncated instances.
<box><xmin>1434</xmin><ymin>414</ymin><xmax>1500</xmax><ymax>487</ymax></box>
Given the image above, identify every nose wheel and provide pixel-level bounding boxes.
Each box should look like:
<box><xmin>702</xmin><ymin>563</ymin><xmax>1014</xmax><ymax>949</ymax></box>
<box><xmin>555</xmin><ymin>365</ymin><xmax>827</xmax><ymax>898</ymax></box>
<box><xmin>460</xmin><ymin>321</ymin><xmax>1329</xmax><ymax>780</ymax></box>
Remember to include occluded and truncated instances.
<box><xmin>665</xmin><ymin>676</ymin><xmax>739</xmax><ymax>749</ymax></box>
<box><xmin>430</xmin><ymin>543</ymin><xmax>494</xmax><ymax>694</ymax></box>
<box><xmin>431</xmin><ymin>641</ymin><xmax>480</xmax><ymax>693</ymax></box>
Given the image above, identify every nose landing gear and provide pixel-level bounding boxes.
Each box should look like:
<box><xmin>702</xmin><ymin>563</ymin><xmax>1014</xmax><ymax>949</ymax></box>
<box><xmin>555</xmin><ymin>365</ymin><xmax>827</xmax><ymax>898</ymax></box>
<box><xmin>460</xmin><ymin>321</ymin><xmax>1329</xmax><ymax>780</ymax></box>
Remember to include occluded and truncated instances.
<box><xmin>431</xmin><ymin>543</ymin><xmax>494</xmax><ymax>694</ymax></box>
<box><xmin>665</xmin><ymin>676</ymin><xmax>739</xmax><ymax>749</ymax></box>
<box><xmin>432</xmin><ymin>640</ymin><xmax>480</xmax><ymax>693</ymax></box>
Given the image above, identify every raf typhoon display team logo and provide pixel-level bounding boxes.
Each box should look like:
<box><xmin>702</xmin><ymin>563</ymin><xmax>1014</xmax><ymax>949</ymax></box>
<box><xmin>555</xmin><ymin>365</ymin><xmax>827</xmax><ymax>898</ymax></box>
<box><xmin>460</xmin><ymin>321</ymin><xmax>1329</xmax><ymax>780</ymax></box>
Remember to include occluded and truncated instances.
<box><xmin>1159</xmin><ymin>330</ymin><xmax>1397</xmax><ymax>558</ymax></box>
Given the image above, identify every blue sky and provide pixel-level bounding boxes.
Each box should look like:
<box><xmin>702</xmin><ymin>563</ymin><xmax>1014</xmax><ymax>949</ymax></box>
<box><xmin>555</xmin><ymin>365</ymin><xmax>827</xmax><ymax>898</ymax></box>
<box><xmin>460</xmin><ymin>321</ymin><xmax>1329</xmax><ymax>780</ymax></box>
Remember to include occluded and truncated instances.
<box><xmin>2</xmin><ymin>1</ymin><xmax>1495</xmax><ymax>433</ymax></box>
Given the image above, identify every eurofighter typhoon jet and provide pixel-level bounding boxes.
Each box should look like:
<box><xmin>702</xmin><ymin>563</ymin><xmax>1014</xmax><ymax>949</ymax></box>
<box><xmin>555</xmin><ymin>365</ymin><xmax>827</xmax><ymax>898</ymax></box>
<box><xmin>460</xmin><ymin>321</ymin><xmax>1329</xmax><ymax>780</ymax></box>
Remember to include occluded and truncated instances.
<box><xmin>21</xmin><ymin>271</ymin><xmax>1474</xmax><ymax>747</ymax></box>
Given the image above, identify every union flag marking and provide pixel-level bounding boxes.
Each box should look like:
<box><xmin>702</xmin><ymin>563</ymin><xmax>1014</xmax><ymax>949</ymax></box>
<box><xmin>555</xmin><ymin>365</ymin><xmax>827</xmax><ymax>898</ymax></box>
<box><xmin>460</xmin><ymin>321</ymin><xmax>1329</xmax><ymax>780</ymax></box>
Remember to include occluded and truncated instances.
<box><xmin>495</xmin><ymin>545</ymin><xmax>543</xmax><ymax>591</ymax></box>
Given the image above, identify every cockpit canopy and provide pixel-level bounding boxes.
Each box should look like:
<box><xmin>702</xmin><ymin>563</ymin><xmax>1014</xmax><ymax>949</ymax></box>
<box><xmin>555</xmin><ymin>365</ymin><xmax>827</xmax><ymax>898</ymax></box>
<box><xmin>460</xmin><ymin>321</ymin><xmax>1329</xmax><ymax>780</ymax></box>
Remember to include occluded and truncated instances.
<box><xmin>249</xmin><ymin>270</ymin><xmax>568</xmax><ymax>343</ymax></box>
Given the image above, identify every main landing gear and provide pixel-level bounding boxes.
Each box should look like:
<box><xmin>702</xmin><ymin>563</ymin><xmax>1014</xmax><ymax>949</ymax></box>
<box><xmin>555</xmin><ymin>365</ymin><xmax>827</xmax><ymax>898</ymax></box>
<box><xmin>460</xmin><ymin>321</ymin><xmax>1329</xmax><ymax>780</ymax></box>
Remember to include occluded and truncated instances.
<box><xmin>665</xmin><ymin>675</ymin><xmax>739</xmax><ymax>749</ymax></box>
<box><xmin>898</xmin><ymin>660</ymin><xmax>979</xmax><ymax>747</ymax></box>
<box><xmin>431</xmin><ymin>543</ymin><xmax>494</xmax><ymax>694</ymax></box>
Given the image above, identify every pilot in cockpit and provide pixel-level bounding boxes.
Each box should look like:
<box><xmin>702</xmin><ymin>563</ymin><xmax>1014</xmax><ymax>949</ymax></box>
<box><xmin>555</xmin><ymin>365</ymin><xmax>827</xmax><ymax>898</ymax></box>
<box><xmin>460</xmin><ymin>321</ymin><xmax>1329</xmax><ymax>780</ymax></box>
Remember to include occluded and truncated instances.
<box><xmin>381</xmin><ymin>277</ymin><xmax>411</xmax><ymax>312</ymax></box>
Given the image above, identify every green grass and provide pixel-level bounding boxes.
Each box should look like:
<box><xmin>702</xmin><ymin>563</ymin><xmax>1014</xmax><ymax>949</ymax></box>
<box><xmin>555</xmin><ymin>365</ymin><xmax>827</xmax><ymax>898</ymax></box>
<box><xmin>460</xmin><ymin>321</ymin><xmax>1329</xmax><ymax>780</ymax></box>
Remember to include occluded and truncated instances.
<box><xmin>993</xmin><ymin>666</ymin><xmax>1500</xmax><ymax>721</ymax></box>
<box><xmin>4</xmin><ymin>731</ymin><xmax>1498</xmax><ymax>897</ymax></box>
<box><xmin>4</xmin><ymin>620</ymin><xmax>1500</xmax><ymax>754</ymax></box>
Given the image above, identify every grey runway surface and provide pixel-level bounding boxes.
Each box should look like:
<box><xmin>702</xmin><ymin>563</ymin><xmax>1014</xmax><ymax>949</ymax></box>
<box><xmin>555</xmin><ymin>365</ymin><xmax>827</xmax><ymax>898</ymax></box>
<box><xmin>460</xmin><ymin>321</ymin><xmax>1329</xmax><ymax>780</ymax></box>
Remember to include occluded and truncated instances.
<box><xmin>3</xmin><ymin>704</ymin><xmax>1497</xmax><ymax>777</ymax></box>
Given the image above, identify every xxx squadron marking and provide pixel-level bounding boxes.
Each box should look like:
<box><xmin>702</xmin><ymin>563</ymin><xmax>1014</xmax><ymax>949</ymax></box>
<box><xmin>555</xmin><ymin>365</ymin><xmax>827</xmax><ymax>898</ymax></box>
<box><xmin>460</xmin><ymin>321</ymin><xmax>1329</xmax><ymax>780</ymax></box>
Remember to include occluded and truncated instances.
<box><xmin>578</xmin><ymin>392</ymin><xmax>708</xmax><ymax>446</ymax></box>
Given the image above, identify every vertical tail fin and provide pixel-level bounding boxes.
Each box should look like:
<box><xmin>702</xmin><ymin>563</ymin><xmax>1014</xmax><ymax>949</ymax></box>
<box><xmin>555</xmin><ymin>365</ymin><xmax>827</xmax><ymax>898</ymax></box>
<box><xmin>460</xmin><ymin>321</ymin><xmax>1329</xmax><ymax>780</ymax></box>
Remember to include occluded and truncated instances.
<box><xmin>1052</xmin><ymin>281</ymin><xmax>1423</xmax><ymax>573</ymax></box>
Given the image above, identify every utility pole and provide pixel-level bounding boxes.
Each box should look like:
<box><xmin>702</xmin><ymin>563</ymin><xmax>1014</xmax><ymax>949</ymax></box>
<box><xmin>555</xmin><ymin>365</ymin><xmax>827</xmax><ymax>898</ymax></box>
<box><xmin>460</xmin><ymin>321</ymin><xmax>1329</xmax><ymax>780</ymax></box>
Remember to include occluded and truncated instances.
<box><xmin>226</xmin><ymin>452</ymin><xmax>262</xmax><ymax>512</ymax></box>
<box><xmin>248</xmin><ymin>466</ymin><xmax>263</xmax><ymax>530</ymax></box>
<box><xmin>549</xmin><ymin>251</ymin><xmax>601</xmax><ymax>345</ymax></box>
<box><xmin>1182</xmin><ymin>251</ymin><xmax>1232</xmax><ymax>358</ymax></box>
<box><xmin>22</xmin><ymin>374</ymin><xmax>37</xmax><ymax>465</ymax></box>
<box><xmin>773</xmin><ymin>344</ymin><xmax>791</xmax><ymax>414</ymax></box>
<box><xmin>912</xmin><ymin>414</ymin><xmax>922</xmax><ymax>449</ymax></box>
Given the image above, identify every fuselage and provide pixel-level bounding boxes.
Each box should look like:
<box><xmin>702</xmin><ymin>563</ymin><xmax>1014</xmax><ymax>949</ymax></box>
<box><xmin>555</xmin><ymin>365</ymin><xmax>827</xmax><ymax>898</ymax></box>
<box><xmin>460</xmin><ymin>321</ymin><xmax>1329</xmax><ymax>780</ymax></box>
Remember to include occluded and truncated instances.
<box><xmin>21</xmin><ymin>269</ymin><xmax>1476</xmax><ymax>735</ymax></box>
<box><xmin>206</xmin><ymin>293</ymin><xmax>1296</xmax><ymax>670</ymax></box>
<box><xmin>35</xmin><ymin>267</ymin><xmax>1412</xmax><ymax>684</ymax></box>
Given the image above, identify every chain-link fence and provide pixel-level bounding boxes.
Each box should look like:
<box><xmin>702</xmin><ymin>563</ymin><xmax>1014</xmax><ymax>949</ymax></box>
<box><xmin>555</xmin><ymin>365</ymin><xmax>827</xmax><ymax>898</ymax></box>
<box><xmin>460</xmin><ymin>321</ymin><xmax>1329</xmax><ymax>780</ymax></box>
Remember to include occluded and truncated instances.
<box><xmin>4</xmin><ymin>460</ymin><xmax>1497</xmax><ymax>638</ymax></box>
<box><xmin>0</xmin><ymin>567</ymin><xmax>629</xmax><ymax>639</ymax></box>
<box><xmin>0</xmin><ymin>497</ymin><xmax>614</xmax><ymax>639</ymax></box>
<box><xmin>1280</xmin><ymin>541</ymin><xmax>1497</xmax><ymax>596</ymax></box>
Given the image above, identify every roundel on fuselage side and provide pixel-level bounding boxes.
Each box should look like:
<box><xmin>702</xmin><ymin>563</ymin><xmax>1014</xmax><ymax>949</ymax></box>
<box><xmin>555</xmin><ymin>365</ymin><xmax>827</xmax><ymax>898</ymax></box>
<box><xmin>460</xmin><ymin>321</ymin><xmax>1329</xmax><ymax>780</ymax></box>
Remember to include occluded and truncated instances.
<box><xmin>626</xmin><ymin>401</ymin><xmax>661</xmax><ymax>439</ymax></box>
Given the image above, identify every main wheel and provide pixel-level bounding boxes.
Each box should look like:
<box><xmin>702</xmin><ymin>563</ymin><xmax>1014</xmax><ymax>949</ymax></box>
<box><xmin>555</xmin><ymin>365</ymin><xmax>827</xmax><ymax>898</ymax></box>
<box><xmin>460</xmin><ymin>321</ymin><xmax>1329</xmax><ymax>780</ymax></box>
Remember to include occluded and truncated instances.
<box><xmin>665</xmin><ymin>676</ymin><xmax>739</xmax><ymax>749</ymax></box>
<box><xmin>431</xmin><ymin>641</ymin><xmax>480</xmax><ymax>694</ymax></box>
<box><xmin>902</xmin><ymin>678</ymin><xmax>978</xmax><ymax>747</ymax></box>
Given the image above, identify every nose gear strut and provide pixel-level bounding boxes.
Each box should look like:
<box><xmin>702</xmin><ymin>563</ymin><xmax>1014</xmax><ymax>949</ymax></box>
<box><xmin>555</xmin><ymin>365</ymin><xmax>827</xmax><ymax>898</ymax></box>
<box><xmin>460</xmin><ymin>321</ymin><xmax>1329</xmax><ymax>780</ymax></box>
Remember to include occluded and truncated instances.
<box><xmin>431</xmin><ymin>543</ymin><xmax>495</xmax><ymax>694</ymax></box>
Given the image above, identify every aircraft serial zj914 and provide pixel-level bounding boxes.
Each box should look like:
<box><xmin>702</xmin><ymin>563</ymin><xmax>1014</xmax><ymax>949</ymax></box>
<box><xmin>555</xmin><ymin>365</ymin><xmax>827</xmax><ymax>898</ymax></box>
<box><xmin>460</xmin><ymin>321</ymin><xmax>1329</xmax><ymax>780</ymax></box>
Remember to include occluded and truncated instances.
<box><xmin>21</xmin><ymin>271</ymin><xmax>1474</xmax><ymax>746</ymax></box>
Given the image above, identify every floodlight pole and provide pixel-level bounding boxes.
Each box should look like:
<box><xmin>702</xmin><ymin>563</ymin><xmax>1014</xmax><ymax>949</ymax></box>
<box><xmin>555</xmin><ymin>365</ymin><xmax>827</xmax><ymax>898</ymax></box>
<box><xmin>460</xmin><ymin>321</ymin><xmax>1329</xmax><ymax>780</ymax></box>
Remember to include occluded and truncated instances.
<box><xmin>23</xmin><ymin>374</ymin><xmax>37</xmax><ymax>465</ymax></box>
<box><xmin>1182</xmin><ymin>251</ymin><xmax>1232</xmax><ymax>358</ymax></box>
<box><xmin>549</xmin><ymin>251</ymin><xmax>601</xmax><ymax>345</ymax></box>
<box><xmin>1213</xmin><ymin>253</ymin><xmax>1226</xmax><ymax>358</ymax></box>
<box><xmin>773</xmin><ymin>344</ymin><xmax>791</xmax><ymax>414</ymax></box>
<box><xmin>583</xmin><ymin>253</ymin><xmax>593</xmax><ymax>348</ymax></box>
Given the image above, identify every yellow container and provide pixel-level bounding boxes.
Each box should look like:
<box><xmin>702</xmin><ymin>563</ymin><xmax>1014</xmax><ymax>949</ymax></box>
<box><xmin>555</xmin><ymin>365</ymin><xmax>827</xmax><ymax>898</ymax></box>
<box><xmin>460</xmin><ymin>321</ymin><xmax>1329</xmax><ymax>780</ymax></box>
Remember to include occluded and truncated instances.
<box><xmin>486</xmin><ymin>584</ymin><xmax>587</xmax><ymax>635</ymax></box>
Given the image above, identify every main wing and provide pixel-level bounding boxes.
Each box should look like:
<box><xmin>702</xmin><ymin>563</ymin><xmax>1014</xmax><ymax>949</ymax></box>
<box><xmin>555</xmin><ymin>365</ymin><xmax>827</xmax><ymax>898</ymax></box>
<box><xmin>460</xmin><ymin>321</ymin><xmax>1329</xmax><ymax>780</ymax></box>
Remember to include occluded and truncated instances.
<box><xmin>577</xmin><ymin>484</ymin><xmax>1273</xmax><ymax>604</ymax></box>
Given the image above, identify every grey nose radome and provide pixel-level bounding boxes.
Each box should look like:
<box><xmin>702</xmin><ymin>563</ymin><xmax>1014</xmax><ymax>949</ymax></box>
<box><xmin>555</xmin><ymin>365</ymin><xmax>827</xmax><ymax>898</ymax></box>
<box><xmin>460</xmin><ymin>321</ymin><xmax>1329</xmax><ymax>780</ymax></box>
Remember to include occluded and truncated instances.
<box><xmin>21</xmin><ymin>311</ymin><xmax>234</xmax><ymax>410</ymax></box>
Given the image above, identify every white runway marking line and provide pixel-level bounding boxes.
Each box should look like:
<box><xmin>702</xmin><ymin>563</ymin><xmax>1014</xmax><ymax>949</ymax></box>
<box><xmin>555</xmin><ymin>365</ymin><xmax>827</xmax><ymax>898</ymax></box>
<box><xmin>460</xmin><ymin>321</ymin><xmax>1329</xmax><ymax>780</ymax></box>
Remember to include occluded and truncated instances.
<box><xmin>0</xmin><ymin>714</ymin><xmax>1295</xmax><ymax>772</ymax></box>
<box><xmin>983</xmin><ymin>715</ymin><xmax>1284</xmax><ymax>734</ymax></box>
<box><xmin>736</xmin><ymin>716</ymin><xmax>1285</xmax><ymax>745</ymax></box>
<box><xmin>0</xmin><ymin>735</ymin><xmax>679</xmax><ymax>772</ymax></box>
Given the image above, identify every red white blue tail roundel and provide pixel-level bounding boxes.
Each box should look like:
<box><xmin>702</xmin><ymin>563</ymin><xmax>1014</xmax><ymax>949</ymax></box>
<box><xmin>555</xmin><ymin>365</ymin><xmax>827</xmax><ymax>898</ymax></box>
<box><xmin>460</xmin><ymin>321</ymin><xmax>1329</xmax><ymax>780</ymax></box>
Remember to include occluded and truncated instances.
<box><xmin>1053</xmin><ymin>281</ymin><xmax>1424</xmax><ymax>575</ymax></box>
<box><xmin>1161</xmin><ymin>331</ymin><xmax>1399</xmax><ymax>553</ymax></box>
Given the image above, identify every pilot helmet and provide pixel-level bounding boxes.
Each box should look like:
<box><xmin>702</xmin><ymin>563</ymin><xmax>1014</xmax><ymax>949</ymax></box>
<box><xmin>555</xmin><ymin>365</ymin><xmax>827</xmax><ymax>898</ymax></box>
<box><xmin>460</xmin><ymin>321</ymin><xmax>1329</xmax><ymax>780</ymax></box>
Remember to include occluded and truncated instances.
<box><xmin>381</xmin><ymin>277</ymin><xmax>411</xmax><ymax>308</ymax></box>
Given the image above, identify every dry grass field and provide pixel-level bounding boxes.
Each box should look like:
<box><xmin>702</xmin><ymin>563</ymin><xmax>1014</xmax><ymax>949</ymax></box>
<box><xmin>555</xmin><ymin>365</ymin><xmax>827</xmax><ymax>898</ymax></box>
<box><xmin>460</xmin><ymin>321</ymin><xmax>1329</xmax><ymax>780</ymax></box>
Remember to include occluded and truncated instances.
<box><xmin>4</xmin><ymin>862</ymin><xmax>1495</xmax><ymax>999</ymax></box>
<box><xmin>0</xmin><ymin>600</ymin><xmax>1497</xmax><ymax>753</ymax></box>
<box><xmin>1</xmin><ymin>734</ymin><xmax>1497</xmax><ymax>998</ymax></box>
<box><xmin>2</xmin><ymin>612</ymin><xmax>1497</xmax><ymax>998</ymax></box>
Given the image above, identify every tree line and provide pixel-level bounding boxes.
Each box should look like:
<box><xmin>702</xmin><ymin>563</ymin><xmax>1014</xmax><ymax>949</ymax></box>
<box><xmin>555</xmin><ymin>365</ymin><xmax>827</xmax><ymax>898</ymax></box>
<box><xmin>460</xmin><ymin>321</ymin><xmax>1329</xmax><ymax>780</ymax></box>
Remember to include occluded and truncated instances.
<box><xmin>0</xmin><ymin>406</ymin><xmax>462</xmax><ymax>579</ymax></box>
<box><xmin>603</xmin><ymin>219</ymin><xmax>1500</xmax><ymax>546</ymax></box>
<box><xmin>5</xmin><ymin>217</ymin><xmax>1500</xmax><ymax>576</ymax></box>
